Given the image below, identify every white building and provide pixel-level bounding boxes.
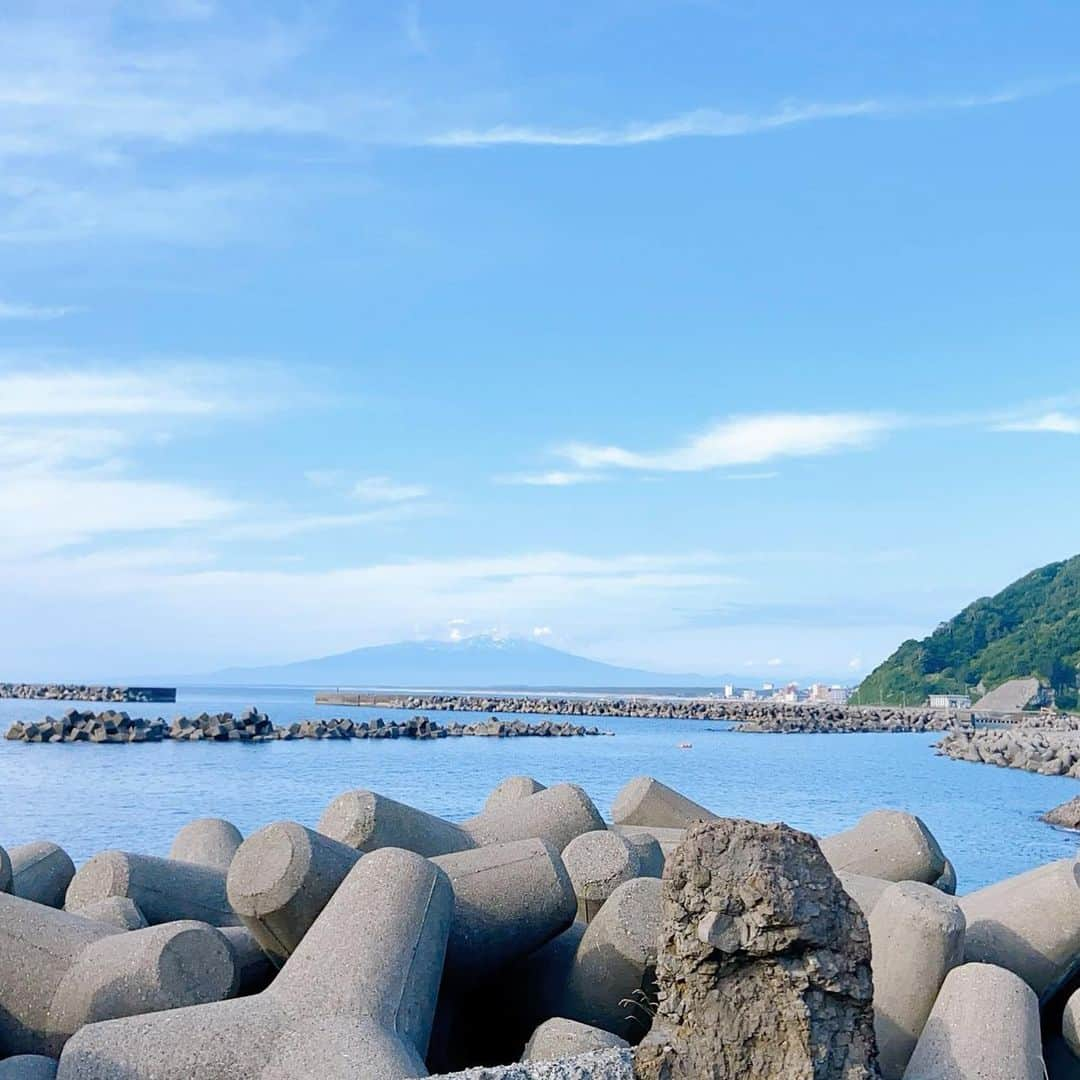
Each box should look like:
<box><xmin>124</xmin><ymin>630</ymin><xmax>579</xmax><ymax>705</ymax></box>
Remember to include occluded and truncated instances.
<box><xmin>928</xmin><ymin>693</ymin><xmax>972</xmax><ymax>710</ymax></box>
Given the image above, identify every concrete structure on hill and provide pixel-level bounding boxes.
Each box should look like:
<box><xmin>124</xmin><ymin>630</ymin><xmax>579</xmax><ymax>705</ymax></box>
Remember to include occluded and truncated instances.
<box><xmin>928</xmin><ymin>693</ymin><xmax>972</xmax><ymax>710</ymax></box>
<box><xmin>973</xmin><ymin>678</ymin><xmax>1048</xmax><ymax>714</ymax></box>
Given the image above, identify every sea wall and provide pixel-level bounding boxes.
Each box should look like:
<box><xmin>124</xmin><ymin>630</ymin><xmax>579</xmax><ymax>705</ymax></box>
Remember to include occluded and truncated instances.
<box><xmin>0</xmin><ymin>684</ymin><xmax>176</xmax><ymax>703</ymax></box>
<box><xmin>315</xmin><ymin>691</ymin><xmax>965</xmax><ymax>732</ymax></box>
<box><xmin>936</xmin><ymin>727</ymin><xmax>1080</xmax><ymax>778</ymax></box>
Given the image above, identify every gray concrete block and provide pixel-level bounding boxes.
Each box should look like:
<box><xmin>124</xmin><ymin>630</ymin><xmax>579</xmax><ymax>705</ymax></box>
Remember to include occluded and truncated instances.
<box><xmin>66</xmin><ymin>898</ymin><xmax>147</xmax><ymax>931</ymax></box>
<box><xmin>560</xmin><ymin>831</ymin><xmax>643</xmax><ymax>923</ymax></box>
<box><xmin>610</xmin><ymin>777</ymin><xmax>716</xmax><ymax>830</ymax></box>
<box><xmin>465</xmin><ymin>784</ymin><xmax>606</xmax><ymax>853</ymax></box>
<box><xmin>869</xmin><ymin>881</ymin><xmax>966</xmax><ymax>1080</ymax></box>
<box><xmin>522</xmin><ymin>1019</ymin><xmax>629</xmax><ymax>1063</ymax></box>
<box><xmin>1</xmin><ymin>844</ymin><xmax>11</xmax><ymax>894</ymax></box>
<box><xmin>433</xmin><ymin>838</ymin><xmax>577</xmax><ymax>980</ymax></box>
<box><xmin>65</xmin><ymin>850</ymin><xmax>239</xmax><ymax>927</ymax></box>
<box><xmin>838</xmin><ymin>872</ymin><xmax>892</xmax><ymax>917</ymax></box>
<box><xmin>226</xmin><ymin>821</ymin><xmax>360</xmax><ymax>963</ymax></box>
<box><xmin>318</xmin><ymin>789</ymin><xmax>475</xmax><ymax>857</ymax></box>
<box><xmin>1062</xmin><ymin>986</ymin><xmax>1080</xmax><ymax>1061</ymax></box>
<box><xmin>960</xmin><ymin>855</ymin><xmax>1080</xmax><ymax>1000</ymax></box>
<box><xmin>169</xmin><ymin>818</ymin><xmax>243</xmax><ymax>871</ymax></box>
<box><xmin>219</xmin><ymin>925</ymin><xmax>278</xmax><ymax>995</ymax></box>
<box><xmin>0</xmin><ymin>892</ymin><xmax>236</xmax><ymax>1057</ymax></box>
<box><xmin>614</xmin><ymin>831</ymin><xmax>663</xmax><ymax>879</ymax></box>
<box><xmin>559</xmin><ymin>877</ymin><xmax>662</xmax><ymax>1041</ymax></box>
<box><xmin>902</xmin><ymin>962</ymin><xmax>1043</xmax><ymax>1080</ymax></box>
<box><xmin>933</xmin><ymin>857</ymin><xmax>957</xmax><ymax>895</ymax></box>
<box><xmin>610</xmin><ymin>825</ymin><xmax>684</xmax><ymax>868</ymax></box>
<box><xmin>819</xmin><ymin>810</ymin><xmax>946</xmax><ymax>884</ymax></box>
<box><xmin>57</xmin><ymin>848</ymin><xmax>454</xmax><ymax>1080</ymax></box>
<box><xmin>8</xmin><ymin>843</ymin><xmax>76</xmax><ymax>910</ymax></box>
<box><xmin>0</xmin><ymin>1057</ymin><xmax>58</xmax><ymax>1080</ymax></box>
<box><xmin>480</xmin><ymin>777</ymin><xmax>547</xmax><ymax>816</ymax></box>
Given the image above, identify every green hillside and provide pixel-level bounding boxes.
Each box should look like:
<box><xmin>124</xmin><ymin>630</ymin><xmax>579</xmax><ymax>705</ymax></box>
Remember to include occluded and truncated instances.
<box><xmin>854</xmin><ymin>555</ymin><xmax>1080</xmax><ymax>708</ymax></box>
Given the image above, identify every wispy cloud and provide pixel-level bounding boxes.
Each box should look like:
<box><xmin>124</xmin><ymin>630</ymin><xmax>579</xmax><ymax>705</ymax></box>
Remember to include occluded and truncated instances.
<box><xmin>0</xmin><ymin>300</ymin><xmax>78</xmax><ymax>320</ymax></box>
<box><xmin>559</xmin><ymin>412</ymin><xmax>891</xmax><ymax>473</ymax></box>
<box><xmin>424</xmin><ymin>83</ymin><xmax>1068</xmax><ymax>149</ymax></box>
<box><xmin>351</xmin><ymin>476</ymin><xmax>430</xmax><ymax>503</ymax></box>
<box><xmin>496</xmin><ymin>470</ymin><xmax>600</xmax><ymax>487</ymax></box>
<box><xmin>994</xmin><ymin>411</ymin><xmax>1080</xmax><ymax>435</ymax></box>
<box><xmin>219</xmin><ymin>502</ymin><xmax>436</xmax><ymax>541</ymax></box>
<box><xmin>0</xmin><ymin>365</ymin><xmax>254</xmax><ymax>417</ymax></box>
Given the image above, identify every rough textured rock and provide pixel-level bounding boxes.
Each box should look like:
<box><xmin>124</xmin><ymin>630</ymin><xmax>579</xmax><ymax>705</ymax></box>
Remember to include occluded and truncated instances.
<box><xmin>1</xmin><ymin>843</ymin><xmax>13</xmax><ymax>894</ymax></box>
<box><xmin>1044</xmin><ymin>794</ymin><xmax>1080</xmax><ymax>829</ymax></box>
<box><xmin>428</xmin><ymin>1049</ymin><xmax>634</xmax><ymax>1079</ymax></box>
<box><xmin>634</xmin><ymin>818</ymin><xmax>878</xmax><ymax>1080</ymax></box>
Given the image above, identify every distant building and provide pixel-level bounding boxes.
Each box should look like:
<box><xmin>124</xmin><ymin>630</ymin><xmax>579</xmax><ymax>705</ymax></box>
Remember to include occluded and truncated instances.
<box><xmin>827</xmin><ymin>686</ymin><xmax>851</xmax><ymax>705</ymax></box>
<box><xmin>928</xmin><ymin>693</ymin><xmax>972</xmax><ymax>710</ymax></box>
<box><xmin>741</xmin><ymin>689</ymin><xmax>758</xmax><ymax>701</ymax></box>
<box><xmin>722</xmin><ymin>684</ymin><xmax>735</xmax><ymax>699</ymax></box>
<box><xmin>761</xmin><ymin>682</ymin><xmax>774</xmax><ymax>692</ymax></box>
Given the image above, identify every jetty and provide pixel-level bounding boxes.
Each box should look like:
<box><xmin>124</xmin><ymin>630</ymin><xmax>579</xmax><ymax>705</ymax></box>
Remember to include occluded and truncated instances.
<box><xmin>0</xmin><ymin>683</ymin><xmax>176</xmax><ymax>704</ymax></box>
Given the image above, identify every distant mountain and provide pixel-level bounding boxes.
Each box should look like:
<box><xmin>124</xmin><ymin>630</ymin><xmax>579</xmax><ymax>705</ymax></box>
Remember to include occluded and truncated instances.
<box><xmin>197</xmin><ymin>634</ymin><xmax>722</xmax><ymax>689</ymax></box>
<box><xmin>854</xmin><ymin>555</ymin><xmax>1080</xmax><ymax>708</ymax></box>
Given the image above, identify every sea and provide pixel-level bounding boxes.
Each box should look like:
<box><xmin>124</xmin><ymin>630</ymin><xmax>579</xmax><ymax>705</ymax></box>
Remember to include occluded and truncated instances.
<box><xmin>1</xmin><ymin>684</ymin><xmax>1076</xmax><ymax>893</ymax></box>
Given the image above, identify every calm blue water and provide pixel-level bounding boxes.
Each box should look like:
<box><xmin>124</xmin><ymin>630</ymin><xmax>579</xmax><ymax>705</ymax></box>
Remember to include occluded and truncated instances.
<box><xmin>1</xmin><ymin>685</ymin><xmax>1076</xmax><ymax>892</ymax></box>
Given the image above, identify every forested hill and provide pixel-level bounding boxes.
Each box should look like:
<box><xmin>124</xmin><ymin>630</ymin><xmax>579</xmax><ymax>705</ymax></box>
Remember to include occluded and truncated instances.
<box><xmin>854</xmin><ymin>555</ymin><xmax>1080</xmax><ymax>708</ymax></box>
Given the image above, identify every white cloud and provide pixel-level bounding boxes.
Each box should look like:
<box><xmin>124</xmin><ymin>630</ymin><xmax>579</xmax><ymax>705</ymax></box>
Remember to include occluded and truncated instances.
<box><xmin>218</xmin><ymin>502</ymin><xmax>434</xmax><ymax>541</ymax></box>
<box><xmin>424</xmin><ymin>84</ymin><xmax>1062</xmax><ymax>149</ymax></box>
<box><xmin>559</xmin><ymin>412</ymin><xmax>890</xmax><ymax>473</ymax></box>
<box><xmin>532</xmin><ymin>626</ymin><xmax>552</xmax><ymax>638</ymax></box>
<box><xmin>849</xmin><ymin>656</ymin><xmax>863</xmax><ymax>671</ymax></box>
<box><xmin>0</xmin><ymin>300</ymin><xmax>78</xmax><ymax>320</ymax></box>
<box><xmin>497</xmin><ymin>470</ymin><xmax>599</xmax><ymax>487</ymax></box>
<box><xmin>351</xmin><ymin>476</ymin><xmax>429</xmax><ymax>503</ymax></box>
<box><xmin>767</xmin><ymin>657</ymin><xmax>783</xmax><ymax>667</ymax></box>
<box><xmin>0</xmin><ymin>362</ymin><xmax>289</xmax><ymax>417</ymax></box>
<box><xmin>995</xmin><ymin>411</ymin><xmax>1080</xmax><ymax>435</ymax></box>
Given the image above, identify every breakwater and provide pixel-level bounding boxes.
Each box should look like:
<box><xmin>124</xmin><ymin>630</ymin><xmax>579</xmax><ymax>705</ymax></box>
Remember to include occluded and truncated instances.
<box><xmin>315</xmin><ymin>690</ymin><xmax>966</xmax><ymax>732</ymax></box>
<box><xmin>0</xmin><ymin>772</ymin><xmax>1070</xmax><ymax>1077</ymax></box>
<box><xmin>0</xmin><ymin>683</ymin><xmax>175</xmax><ymax>703</ymax></box>
<box><xmin>4</xmin><ymin>707</ymin><xmax>608</xmax><ymax>744</ymax></box>
<box><xmin>936</xmin><ymin>726</ymin><xmax>1080</xmax><ymax>778</ymax></box>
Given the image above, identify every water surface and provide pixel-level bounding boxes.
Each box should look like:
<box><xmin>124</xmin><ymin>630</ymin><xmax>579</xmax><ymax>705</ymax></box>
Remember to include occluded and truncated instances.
<box><xmin>1</xmin><ymin>685</ymin><xmax>1075</xmax><ymax>891</ymax></box>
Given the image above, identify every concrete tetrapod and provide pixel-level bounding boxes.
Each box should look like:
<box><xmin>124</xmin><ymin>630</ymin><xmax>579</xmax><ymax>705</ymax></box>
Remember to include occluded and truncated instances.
<box><xmin>0</xmin><ymin>845</ymin><xmax>11</xmax><ymax>893</ymax></box>
<box><xmin>226</xmin><ymin>821</ymin><xmax>361</xmax><ymax>964</ymax></box>
<box><xmin>65</xmin><ymin>851</ymin><xmax>238</xmax><ymax>927</ymax></box>
<box><xmin>432</xmin><ymin>838</ymin><xmax>577</xmax><ymax>980</ymax></box>
<box><xmin>610</xmin><ymin>777</ymin><xmax>716</xmax><ymax>830</ymax></box>
<box><xmin>57</xmin><ymin>848</ymin><xmax>454</xmax><ymax>1080</ymax></box>
<box><xmin>959</xmin><ymin>854</ymin><xmax>1080</xmax><ymax>1000</ymax></box>
<box><xmin>469</xmin><ymin>776</ymin><xmax>547</xmax><ymax>822</ymax></box>
<box><xmin>558</xmin><ymin>876</ymin><xmax>663</xmax><ymax>1041</ymax></box>
<box><xmin>819</xmin><ymin>810</ymin><xmax>946</xmax><ymax>884</ymax></box>
<box><xmin>169</xmin><ymin>818</ymin><xmax>243</xmax><ymax>871</ymax></box>
<box><xmin>901</xmin><ymin>963</ymin><xmax>1043</xmax><ymax>1080</ymax></box>
<box><xmin>0</xmin><ymin>1058</ymin><xmax>58</xmax><ymax>1080</ymax></box>
<box><xmin>610</xmin><ymin>825</ymin><xmax>684</xmax><ymax>869</ymax></box>
<box><xmin>463</xmin><ymin>784</ymin><xmax>606</xmax><ymax>853</ymax></box>
<box><xmin>1062</xmin><ymin>985</ymin><xmax>1080</xmax><ymax>1059</ymax></box>
<box><xmin>868</xmin><ymin>881</ymin><xmax>966</xmax><ymax>1080</ymax></box>
<box><xmin>522</xmin><ymin>1019</ymin><xmax>629</xmax><ymax>1063</ymax></box>
<box><xmin>318</xmin><ymin>790</ymin><xmax>475</xmax><ymax>857</ymax></box>
<box><xmin>7</xmin><ymin>843</ymin><xmax>76</xmax><ymax>909</ymax></box>
<box><xmin>0</xmin><ymin>892</ymin><xmax>237</xmax><ymax>1057</ymax></box>
<box><xmin>839</xmin><ymin>872</ymin><xmax>892</xmax><ymax>918</ymax></box>
<box><xmin>559</xmin><ymin>831</ymin><xmax>645</xmax><ymax>923</ymax></box>
<box><xmin>66</xmin><ymin>898</ymin><xmax>147</xmax><ymax>931</ymax></box>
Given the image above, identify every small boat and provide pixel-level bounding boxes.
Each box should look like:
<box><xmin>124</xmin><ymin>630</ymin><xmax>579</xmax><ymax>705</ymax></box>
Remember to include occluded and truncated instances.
<box><xmin>677</xmin><ymin>741</ymin><xmax>693</xmax><ymax>749</ymax></box>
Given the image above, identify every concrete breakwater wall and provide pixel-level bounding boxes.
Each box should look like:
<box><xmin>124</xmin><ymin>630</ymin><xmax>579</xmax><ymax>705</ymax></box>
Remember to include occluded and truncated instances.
<box><xmin>316</xmin><ymin>691</ymin><xmax>965</xmax><ymax>732</ymax></box>
<box><xmin>4</xmin><ymin>708</ymin><xmax>608</xmax><ymax>744</ymax></box>
<box><xmin>0</xmin><ymin>683</ymin><xmax>175</xmax><ymax>703</ymax></box>
<box><xmin>0</xmin><ymin>773</ymin><xmax>1073</xmax><ymax>1078</ymax></box>
<box><xmin>936</xmin><ymin>727</ymin><xmax>1080</xmax><ymax>779</ymax></box>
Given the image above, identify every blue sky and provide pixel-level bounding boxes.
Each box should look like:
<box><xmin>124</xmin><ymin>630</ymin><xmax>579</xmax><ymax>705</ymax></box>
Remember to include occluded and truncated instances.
<box><xmin>2</xmin><ymin>1</ymin><xmax>1079</xmax><ymax>682</ymax></box>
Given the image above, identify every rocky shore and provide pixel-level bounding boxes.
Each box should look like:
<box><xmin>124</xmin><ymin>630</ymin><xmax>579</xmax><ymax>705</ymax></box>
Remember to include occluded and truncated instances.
<box><xmin>0</xmin><ymin>683</ymin><xmax>175</xmax><ymax>703</ymax></box>
<box><xmin>4</xmin><ymin>708</ymin><xmax>608</xmax><ymax>744</ymax></box>
<box><xmin>316</xmin><ymin>691</ymin><xmax>967</xmax><ymax>732</ymax></box>
<box><xmin>935</xmin><ymin>726</ymin><xmax>1080</xmax><ymax>779</ymax></box>
<box><xmin>0</xmin><ymin>773</ymin><xmax>1074</xmax><ymax>1078</ymax></box>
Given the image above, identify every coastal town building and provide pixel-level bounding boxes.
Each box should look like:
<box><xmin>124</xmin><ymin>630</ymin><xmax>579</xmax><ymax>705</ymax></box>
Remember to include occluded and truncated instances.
<box><xmin>928</xmin><ymin>693</ymin><xmax>973</xmax><ymax>710</ymax></box>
